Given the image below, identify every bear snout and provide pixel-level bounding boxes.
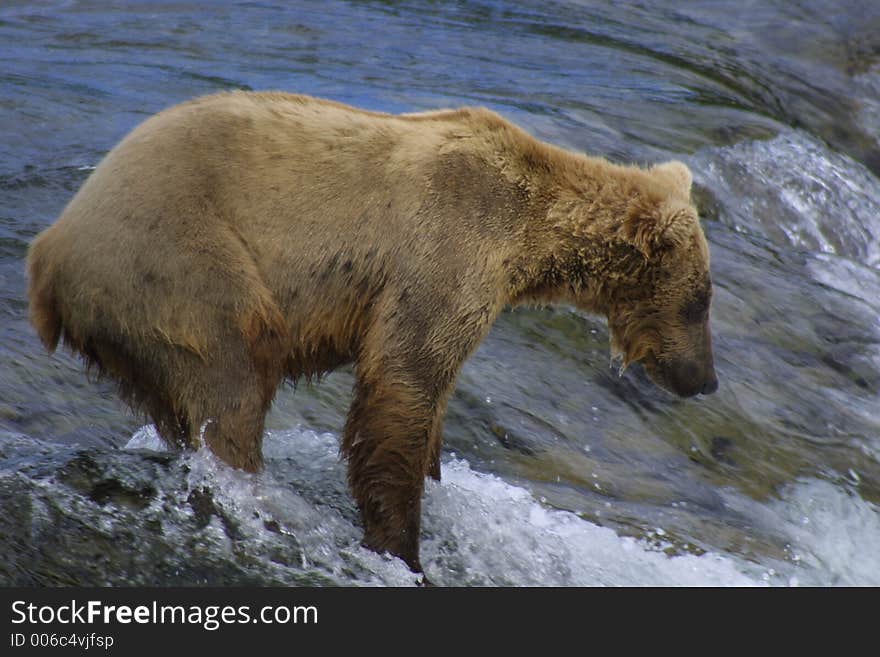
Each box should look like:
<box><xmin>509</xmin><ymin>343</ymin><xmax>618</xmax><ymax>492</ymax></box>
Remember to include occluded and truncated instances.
<box><xmin>700</xmin><ymin>372</ymin><xmax>719</xmax><ymax>395</ymax></box>
<box><xmin>646</xmin><ymin>355</ymin><xmax>717</xmax><ymax>398</ymax></box>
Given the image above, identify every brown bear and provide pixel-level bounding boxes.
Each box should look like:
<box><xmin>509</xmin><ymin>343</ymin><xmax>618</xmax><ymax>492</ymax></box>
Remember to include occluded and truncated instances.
<box><xmin>27</xmin><ymin>91</ymin><xmax>717</xmax><ymax>575</ymax></box>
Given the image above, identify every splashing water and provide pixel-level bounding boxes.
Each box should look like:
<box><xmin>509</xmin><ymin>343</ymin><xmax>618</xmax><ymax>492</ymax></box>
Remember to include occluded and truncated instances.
<box><xmin>119</xmin><ymin>426</ymin><xmax>880</xmax><ymax>586</ymax></box>
<box><xmin>692</xmin><ymin>130</ymin><xmax>880</xmax><ymax>268</ymax></box>
<box><xmin>2</xmin><ymin>0</ymin><xmax>880</xmax><ymax>588</ymax></box>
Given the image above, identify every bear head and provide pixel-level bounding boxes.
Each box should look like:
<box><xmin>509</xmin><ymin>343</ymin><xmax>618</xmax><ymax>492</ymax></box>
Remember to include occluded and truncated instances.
<box><xmin>605</xmin><ymin>161</ymin><xmax>718</xmax><ymax>398</ymax></box>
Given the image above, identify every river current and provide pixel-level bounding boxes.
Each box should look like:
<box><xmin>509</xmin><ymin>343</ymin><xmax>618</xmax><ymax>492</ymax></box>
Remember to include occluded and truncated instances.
<box><xmin>1</xmin><ymin>0</ymin><xmax>879</xmax><ymax>586</ymax></box>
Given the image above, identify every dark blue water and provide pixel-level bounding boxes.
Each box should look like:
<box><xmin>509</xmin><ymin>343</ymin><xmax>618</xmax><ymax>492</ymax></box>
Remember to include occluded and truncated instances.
<box><xmin>2</xmin><ymin>0</ymin><xmax>879</xmax><ymax>586</ymax></box>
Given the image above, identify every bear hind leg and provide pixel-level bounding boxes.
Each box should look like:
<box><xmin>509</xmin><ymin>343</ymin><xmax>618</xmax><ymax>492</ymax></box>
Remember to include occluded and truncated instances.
<box><xmin>200</xmin><ymin>382</ymin><xmax>273</xmax><ymax>473</ymax></box>
<box><xmin>179</xmin><ymin>337</ymin><xmax>282</xmax><ymax>472</ymax></box>
<box><xmin>71</xmin><ymin>332</ymin><xmax>198</xmax><ymax>450</ymax></box>
<box><xmin>342</xmin><ymin>364</ymin><xmax>452</xmax><ymax>573</ymax></box>
<box><xmin>81</xmin><ymin>330</ymin><xmax>279</xmax><ymax>472</ymax></box>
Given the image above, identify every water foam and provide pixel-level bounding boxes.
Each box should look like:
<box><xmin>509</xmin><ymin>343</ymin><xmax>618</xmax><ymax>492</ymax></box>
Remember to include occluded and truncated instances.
<box><xmin>692</xmin><ymin>129</ymin><xmax>880</xmax><ymax>268</ymax></box>
<box><xmin>724</xmin><ymin>479</ymin><xmax>880</xmax><ymax>586</ymax></box>
<box><xmin>121</xmin><ymin>425</ymin><xmax>880</xmax><ymax>586</ymax></box>
<box><xmin>422</xmin><ymin>458</ymin><xmax>764</xmax><ymax>586</ymax></box>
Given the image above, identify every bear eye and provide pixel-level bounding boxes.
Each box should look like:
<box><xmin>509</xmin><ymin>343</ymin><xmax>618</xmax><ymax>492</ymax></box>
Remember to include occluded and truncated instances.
<box><xmin>681</xmin><ymin>284</ymin><xmax>711</xmax><ymax>323</ymax></box>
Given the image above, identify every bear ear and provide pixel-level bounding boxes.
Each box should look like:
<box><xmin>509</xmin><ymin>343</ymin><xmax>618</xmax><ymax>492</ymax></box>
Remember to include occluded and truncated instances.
<box><xmin>650</xmin><ymin>161</ymin><xmax>692</xmax><ymax>198</ymax></box>
<box><xmin>622</xmin><ymin>200</ymin><xmax>695</xmax><ymax>259</ymax></box>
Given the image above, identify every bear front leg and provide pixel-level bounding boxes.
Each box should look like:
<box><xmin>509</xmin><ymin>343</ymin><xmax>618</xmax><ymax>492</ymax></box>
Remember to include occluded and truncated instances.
<box><xmin>342</xmin><ymin>372</ymin><xmax>442</xmax><ymax>573</ymax></box>
<box><xmin>342</xmin><ymin>285</ymin><xmax>495</xmax><ymax>573</ymax></box>
<box><xmin>426</xmin><ymin>405</ymin><xmax>447</xmax><ymax>482</ymax></box>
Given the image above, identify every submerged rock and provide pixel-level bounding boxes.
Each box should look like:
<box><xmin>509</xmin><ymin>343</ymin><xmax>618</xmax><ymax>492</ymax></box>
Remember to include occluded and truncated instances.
<box><xmin>0</xmin><ymin>434</ymin><xmax>325</xmax><ymax>586</ymax></box>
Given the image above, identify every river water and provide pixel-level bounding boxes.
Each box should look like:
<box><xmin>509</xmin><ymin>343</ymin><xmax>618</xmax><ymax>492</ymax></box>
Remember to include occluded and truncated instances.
<box><xmin>2</xmin><ymin>0</ymin><xmax>879</xmax><ymax>586</ymax></box>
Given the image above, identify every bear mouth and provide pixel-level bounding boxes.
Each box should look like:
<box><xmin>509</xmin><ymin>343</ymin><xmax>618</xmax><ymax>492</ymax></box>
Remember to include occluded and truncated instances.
<box><xmin>642</xmin><ymin>353</ymin><xmax>705</xmax><ymax>398</ymax></box>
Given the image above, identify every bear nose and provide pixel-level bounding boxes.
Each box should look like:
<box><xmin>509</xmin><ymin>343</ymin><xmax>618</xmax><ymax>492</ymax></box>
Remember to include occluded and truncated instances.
<box><xmin>701</xmin><ymin>375</ymin><xmax>718</xmax><ymax>395</ymax></box>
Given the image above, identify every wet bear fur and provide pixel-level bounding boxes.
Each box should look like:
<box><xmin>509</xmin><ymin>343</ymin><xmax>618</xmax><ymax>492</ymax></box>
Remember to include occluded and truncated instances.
<box><xmin>27</xmin><ymin>91</ymin><xmax>717</xmax><ymax>573</ymax></box>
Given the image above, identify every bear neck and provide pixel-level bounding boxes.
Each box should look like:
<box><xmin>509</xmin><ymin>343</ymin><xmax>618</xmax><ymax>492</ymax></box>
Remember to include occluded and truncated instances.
<box><xmin>505</xmin><ymin>154</ymin><xmax>652</xmax><ymax>316</ymax></box>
